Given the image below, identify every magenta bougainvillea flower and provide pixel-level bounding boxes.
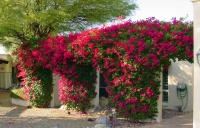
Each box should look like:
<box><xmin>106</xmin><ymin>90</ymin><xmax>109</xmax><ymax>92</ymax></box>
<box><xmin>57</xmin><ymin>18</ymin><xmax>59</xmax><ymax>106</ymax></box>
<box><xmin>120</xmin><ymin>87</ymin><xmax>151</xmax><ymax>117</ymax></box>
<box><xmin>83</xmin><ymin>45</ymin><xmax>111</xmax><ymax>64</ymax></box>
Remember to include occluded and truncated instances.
<box><xmin>13</xmin><ymin>17</ymin><xmax>193</xmax><ymax>120</ymax></box>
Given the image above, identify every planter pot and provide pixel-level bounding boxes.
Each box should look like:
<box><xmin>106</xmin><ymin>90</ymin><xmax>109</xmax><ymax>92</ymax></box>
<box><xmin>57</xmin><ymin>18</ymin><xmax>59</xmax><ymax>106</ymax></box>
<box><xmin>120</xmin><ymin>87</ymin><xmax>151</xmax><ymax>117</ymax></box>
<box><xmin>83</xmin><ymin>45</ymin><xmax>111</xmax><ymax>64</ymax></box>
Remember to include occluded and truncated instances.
<box><xmin>11</xmin><ymin>98</ymin><xmax>29</xmax><ymax>107</ymax></box>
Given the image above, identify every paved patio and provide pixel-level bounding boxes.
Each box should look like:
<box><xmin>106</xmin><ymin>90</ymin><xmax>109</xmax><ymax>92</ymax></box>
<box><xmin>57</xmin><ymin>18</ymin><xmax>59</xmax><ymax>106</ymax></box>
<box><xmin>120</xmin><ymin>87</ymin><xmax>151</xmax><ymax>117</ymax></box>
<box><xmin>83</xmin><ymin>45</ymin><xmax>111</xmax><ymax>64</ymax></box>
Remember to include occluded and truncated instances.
<box><xmin>140</xmin><ymin>112</ymin><xmax>193</xmax><ymax>128</ymax></box>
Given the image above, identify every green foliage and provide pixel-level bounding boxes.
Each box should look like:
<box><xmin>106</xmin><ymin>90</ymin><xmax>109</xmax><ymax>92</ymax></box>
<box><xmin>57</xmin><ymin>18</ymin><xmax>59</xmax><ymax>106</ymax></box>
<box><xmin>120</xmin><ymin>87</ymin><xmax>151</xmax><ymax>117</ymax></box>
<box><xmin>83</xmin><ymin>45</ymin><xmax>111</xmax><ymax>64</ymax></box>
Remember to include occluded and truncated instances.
<box><xmin>0</xmin><ymin>0</ymin><xmax>137</xmax><ymax>50</ymax></box>
<box><xmin>13</xmin><ymin>18</ymin><xmax>193</xmax><ymax>120</ymax></box>
<box><xmin>10</xmin><ymin>87</ymin><xmax>26</xmax><ymax>100</ymax></box>
<box><xmin>27</xmin><ymin>67</ymin><xmax>53</xmax><ymax>107</ymax></box>
<box><xmin>13</xmin><ymin>37</ymin><xmax>54</xmax><ymax>107</ymax></box>
<box><xmin>63</xmin><ymin>64</ymin><xmax>97</xmax><ymax>112</ymax></box>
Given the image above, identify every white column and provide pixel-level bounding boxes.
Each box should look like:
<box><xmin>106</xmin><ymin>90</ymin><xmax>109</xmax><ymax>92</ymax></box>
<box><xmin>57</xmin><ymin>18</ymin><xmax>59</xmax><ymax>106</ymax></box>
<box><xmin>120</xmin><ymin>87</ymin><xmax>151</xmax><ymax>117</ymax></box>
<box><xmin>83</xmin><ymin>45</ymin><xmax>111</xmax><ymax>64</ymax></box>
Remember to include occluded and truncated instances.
<box><xmin>155</xmin><ymin>72</ymin><xmax>162</xmax><ymax>122</ymax></box>
<box><xmin>50</xmin><ymin>75</ymin><xmax>61</xmax><ymax>107</ymax></box>
<box><xmin>50</xmin><ymin>74</ymin><xmax>56</xmax><ymax>107</ymax></box>
<box><xmin>90</xmin><ymin>70</ymin><xmax>100</xmax><ymax>106</ymax></box>
<box><xmin>192</xmin><ymin>0</ymin><xmax>200</xmax><ymax>128</ymax></box>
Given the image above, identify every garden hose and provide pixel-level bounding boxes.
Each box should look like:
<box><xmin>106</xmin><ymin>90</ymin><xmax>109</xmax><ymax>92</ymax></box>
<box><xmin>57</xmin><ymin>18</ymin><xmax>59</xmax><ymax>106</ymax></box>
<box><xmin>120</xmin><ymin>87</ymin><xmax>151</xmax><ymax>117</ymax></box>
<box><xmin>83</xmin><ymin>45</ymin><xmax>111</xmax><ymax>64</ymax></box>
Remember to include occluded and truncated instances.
<box><xmin>176</xmin><ymin>83</ymin><xmax>188</xmax><ymax>110</ymax></box>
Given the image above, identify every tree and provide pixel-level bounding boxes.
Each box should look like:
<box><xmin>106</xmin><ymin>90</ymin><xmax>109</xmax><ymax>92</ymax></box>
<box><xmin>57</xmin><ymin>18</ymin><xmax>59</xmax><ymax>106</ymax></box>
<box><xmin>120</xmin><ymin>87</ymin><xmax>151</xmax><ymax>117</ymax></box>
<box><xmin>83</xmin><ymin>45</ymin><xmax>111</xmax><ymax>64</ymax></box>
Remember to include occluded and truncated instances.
<box><xmin>0</xmin><ymin>0</ymin><xmax>137</xmax><ymax>49</ymax></box>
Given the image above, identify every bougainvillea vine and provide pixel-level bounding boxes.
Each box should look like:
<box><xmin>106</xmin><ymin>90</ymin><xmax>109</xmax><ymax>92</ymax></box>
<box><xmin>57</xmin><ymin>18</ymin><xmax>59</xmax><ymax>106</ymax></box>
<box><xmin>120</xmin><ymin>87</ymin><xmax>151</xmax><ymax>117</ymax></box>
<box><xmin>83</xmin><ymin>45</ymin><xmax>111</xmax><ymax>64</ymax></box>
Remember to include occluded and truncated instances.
<box><xmin>13</xmin><ymin>17</ymin><xmax>193</xmax><ymax>120</ymax></box>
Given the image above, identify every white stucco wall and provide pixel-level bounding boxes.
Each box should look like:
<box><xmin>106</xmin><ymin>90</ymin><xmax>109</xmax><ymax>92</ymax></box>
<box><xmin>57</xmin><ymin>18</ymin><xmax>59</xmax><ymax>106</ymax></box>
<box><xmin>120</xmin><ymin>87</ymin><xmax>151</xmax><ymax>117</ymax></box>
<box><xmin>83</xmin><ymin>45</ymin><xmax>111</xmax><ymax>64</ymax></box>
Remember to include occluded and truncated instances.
<box><xmin>11</xmin><ymin>98</ymin><xmax>29</xmax><ymax>107</ymax></box>
<box><xmin>167</xmin><ymin>60</ymin><xmax>193</xmax><ymax>111</ymax></box>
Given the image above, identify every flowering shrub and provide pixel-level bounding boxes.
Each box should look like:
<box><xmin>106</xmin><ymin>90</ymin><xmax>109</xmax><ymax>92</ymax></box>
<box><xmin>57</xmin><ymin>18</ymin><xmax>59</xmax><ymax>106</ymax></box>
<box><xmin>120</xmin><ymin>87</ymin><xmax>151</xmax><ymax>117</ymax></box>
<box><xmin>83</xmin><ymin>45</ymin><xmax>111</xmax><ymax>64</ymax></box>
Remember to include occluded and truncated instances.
<box><xmin>35</xmin><ymin>35</ymin><xmax>97</xmax><ymax>111</ymax></box>
<box><xmin>58</xmin><ymin>64</ymin><xmax>97</xmax><ymax>112</ymax></box>
<box><xmin>13</xmin><ymin>42</ymin><xmax>53</xmax><ymax>107</ymax></box>
<box><xmin>13</xmin><ymin>17</ymin><xmax>193</xmax><ymax>119</ymax></box>
<box><xmin>67</xmin><ymin>17</ymin><xmax>192</xmax><ymax>119</ymax></box>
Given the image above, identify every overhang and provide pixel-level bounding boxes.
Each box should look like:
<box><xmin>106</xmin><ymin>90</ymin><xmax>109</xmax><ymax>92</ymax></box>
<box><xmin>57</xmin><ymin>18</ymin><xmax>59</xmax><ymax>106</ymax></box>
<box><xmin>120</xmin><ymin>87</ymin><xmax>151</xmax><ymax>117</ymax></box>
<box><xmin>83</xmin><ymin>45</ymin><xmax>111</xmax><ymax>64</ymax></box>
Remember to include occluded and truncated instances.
<box><xmin>0</xmin><ymin>58</ymin><xmax>9</xmax><ymax>64</ymax></box>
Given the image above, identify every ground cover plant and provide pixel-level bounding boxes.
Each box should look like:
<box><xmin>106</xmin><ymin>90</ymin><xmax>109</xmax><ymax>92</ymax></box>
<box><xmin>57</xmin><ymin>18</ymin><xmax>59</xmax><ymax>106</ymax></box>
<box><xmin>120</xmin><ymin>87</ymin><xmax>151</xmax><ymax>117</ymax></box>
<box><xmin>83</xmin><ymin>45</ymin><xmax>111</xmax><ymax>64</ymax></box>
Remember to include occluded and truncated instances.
<box><xmin>10</xmin><ymin>87</ymin><xmax>26</xmax><ymax>100</ymax></box>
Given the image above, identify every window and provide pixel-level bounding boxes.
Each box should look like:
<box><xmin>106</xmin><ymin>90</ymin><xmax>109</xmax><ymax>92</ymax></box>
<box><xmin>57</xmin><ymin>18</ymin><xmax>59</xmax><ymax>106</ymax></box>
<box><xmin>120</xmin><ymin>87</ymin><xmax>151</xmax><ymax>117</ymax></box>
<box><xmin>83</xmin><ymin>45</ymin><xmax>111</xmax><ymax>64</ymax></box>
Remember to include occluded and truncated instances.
<box><xmin>162</xmin><ymin>69</ymin><xmax>168</xmax><ymax>103</ymax></box>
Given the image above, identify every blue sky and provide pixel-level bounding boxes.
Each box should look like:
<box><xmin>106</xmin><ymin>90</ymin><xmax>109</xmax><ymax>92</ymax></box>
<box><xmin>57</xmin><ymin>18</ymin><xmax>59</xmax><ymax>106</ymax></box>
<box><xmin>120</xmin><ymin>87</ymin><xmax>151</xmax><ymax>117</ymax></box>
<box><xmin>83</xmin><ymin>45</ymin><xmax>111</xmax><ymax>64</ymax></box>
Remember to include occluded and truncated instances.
<box><xmin>0</xmin><ymin>0</ymin><xmax>194</xmax><ymax>54</ymax></box>
<box><xmin>131</xmin><ymin>0</ymin><xmax>193</xmax><ymax>21</ymax></box>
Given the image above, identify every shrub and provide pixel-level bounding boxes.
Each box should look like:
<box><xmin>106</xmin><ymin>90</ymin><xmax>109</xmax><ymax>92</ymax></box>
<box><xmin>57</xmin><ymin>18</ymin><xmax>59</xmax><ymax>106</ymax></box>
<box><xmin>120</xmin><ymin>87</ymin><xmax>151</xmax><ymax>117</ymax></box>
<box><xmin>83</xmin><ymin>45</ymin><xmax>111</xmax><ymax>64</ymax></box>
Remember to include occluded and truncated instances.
<box><xmin>13</xmin><ymin>18</ymin><xmax>193</xmax><ymax>120</ymax></box>
<box><xmin>10</xmin><ymin>87</ymin><xmax>26</xmax><ymax>100</ymax></box>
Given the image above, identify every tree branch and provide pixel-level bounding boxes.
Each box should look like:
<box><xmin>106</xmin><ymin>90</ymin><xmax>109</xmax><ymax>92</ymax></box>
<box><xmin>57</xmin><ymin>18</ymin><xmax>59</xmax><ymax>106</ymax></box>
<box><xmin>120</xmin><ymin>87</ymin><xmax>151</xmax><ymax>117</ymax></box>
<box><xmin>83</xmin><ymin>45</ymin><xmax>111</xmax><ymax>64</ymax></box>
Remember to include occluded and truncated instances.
<box><xmin>9</xmin><ymin>29</ymin><xmax>27</xmax><ymax>42</ymax></box>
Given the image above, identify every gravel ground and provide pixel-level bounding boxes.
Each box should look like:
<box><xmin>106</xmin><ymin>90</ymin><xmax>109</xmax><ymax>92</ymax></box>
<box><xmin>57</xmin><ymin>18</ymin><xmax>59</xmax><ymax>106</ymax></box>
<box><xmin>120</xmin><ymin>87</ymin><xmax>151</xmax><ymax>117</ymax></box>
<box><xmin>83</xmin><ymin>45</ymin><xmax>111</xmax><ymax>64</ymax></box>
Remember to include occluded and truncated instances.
<box><xmin>0</xmin><ymin>91</ymin><xmax>191</xmax><ymax>128</ymax></box>
<box><xmin>162</xmin><ymin>109</ymin><xmax>190</xmax><ymax>119</ymax></box>
<box><xmin>0</xmin><ymin>91</ymin><xmax>97</xmax><ymax>128</ymax></box>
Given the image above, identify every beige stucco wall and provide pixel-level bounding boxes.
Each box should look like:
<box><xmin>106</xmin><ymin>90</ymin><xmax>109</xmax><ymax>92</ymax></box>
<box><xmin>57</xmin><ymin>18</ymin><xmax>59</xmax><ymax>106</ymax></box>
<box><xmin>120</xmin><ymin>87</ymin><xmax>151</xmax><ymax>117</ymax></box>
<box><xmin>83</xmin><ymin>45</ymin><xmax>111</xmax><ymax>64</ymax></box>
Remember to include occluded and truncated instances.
<box><xmin>0</xmin><ymin>54</ymin><xmax>13</xmax><ymax>72</ymax></box>
<box><xmin>0</xmin><ymin>54</ymin><xmax>13</xmax><ymax>89</ymax></box>
<box><xmin>166</xmin><ymin>60</ymin><xmax>193</xmax><ymax>111</ymax></box>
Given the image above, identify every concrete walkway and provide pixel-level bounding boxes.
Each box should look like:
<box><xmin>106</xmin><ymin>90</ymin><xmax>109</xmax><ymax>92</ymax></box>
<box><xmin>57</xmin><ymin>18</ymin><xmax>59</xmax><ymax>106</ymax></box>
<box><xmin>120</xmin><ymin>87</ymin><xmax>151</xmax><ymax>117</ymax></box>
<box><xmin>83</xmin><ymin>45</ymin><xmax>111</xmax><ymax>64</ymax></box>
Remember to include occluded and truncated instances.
<box><xmin>141</xmin><ymin>112</ymin><xmax>193</xmax><ymax>128</ymax></box>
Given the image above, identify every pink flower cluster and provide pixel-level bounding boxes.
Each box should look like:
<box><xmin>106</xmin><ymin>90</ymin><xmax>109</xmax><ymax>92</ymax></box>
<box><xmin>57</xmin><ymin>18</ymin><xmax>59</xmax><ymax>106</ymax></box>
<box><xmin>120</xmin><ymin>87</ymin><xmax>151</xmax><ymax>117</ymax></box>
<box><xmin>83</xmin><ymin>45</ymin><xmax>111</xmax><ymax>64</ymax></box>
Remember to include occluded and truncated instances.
<box><xmin>13</xmin><ymin>17</ymin><xmax>193</xmax><ymax>119</ymax></box>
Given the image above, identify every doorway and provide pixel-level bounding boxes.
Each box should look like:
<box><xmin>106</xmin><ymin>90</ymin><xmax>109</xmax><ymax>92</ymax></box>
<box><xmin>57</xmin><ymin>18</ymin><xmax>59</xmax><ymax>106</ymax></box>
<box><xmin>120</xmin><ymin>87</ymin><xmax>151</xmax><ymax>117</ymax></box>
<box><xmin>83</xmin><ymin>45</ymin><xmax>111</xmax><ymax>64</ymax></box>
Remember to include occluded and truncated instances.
<box><xmin>99</xmin><ymin>73</ymin><xmax>108</xmax><ymax>98</ymax></box>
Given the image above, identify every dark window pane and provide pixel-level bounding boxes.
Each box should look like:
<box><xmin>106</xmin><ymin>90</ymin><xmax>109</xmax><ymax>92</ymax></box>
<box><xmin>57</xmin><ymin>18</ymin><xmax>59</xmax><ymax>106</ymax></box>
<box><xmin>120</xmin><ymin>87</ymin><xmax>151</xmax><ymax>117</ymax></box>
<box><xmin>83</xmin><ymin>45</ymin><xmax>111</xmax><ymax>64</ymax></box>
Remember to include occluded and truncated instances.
<box><xmin>99</xmin><ymin>73</ymin><xmax>108</xmax><ymax>98</ymax></box>
<box><xmin>162</xmin><ymin>70</ymin><xmax>168</xmax><ymax>102</ymax></box>
<box><xmin>100</xmin><ymin>74</ymin><xmax>107</xmax><ymax>88</ymax></box>
<box><xmin>99</xmin><ymin>88</ymin><xmax>108</xmax><ymax>98</ymax></box>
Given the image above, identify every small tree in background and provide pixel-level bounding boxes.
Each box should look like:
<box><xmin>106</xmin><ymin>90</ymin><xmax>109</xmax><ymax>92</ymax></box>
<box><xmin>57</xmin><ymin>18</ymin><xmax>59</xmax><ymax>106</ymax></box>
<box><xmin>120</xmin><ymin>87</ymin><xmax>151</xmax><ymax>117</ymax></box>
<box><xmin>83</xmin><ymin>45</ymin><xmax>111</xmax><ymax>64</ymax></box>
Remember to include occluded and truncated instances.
<box><xmin>0</xmin><ymin>0</ymin><xmax>137</xmax><ymax>49</ymax></box>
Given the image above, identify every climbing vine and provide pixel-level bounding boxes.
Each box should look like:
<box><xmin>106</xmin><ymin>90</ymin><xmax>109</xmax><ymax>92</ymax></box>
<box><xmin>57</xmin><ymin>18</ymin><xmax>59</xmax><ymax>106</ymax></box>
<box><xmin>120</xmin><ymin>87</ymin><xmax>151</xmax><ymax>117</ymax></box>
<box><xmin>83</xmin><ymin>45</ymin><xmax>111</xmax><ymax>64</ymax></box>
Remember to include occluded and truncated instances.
<box><xmin>14</xmin><ymin>17</ymin><xmax>193</xmax><ymax>120</ymax></box>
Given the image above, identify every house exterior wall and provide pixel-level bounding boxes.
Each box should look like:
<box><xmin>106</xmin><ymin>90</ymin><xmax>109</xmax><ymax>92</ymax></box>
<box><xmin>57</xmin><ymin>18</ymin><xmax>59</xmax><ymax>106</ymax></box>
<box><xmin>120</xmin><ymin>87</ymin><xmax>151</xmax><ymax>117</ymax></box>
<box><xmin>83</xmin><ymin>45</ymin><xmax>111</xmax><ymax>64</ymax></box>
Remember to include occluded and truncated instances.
<box><xmin>166</xmin><ymin>60</ymin><xmax>193</xmax><ymax>111</ymax></box>
<box><xmin>51</xmin><ymin>62</ymin><xmax>193</xmax><ymax>118</ymax></box>
<box><xmin>51</xmin><ymin>70</ymin><xmax>100</xmax><ymax>108</ymax></box>
<box><xmin>0</xmin><ymin>54</ymin><xmax>13</xmax><ymax>89</ymax></box>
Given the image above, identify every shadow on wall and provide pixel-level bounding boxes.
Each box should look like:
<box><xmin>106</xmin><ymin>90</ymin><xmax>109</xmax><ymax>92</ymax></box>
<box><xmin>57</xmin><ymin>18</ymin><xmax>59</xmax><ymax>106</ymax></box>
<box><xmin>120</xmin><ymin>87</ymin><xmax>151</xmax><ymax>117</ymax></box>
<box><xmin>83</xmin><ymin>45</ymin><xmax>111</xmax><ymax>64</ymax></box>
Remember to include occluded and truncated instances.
<box><xmin>167</xmin><ymin>60</ymin><xmax>193</xmax><ymax>111</ymax></box>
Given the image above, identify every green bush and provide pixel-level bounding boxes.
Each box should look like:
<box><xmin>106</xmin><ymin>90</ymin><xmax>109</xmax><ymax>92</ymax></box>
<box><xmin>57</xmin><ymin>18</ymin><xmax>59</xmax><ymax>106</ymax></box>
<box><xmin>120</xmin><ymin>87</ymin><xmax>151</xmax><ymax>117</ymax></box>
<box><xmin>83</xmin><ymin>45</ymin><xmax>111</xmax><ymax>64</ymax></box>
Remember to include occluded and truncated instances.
<box><xmin>28</xmin><ymin>67</ymin><xmax>53</xmax><ymax>107</ymax></box>
<box><xmin>10</xmin><ymin>87</ymin><xmax>26</xmax><ymax>100</ymax></box>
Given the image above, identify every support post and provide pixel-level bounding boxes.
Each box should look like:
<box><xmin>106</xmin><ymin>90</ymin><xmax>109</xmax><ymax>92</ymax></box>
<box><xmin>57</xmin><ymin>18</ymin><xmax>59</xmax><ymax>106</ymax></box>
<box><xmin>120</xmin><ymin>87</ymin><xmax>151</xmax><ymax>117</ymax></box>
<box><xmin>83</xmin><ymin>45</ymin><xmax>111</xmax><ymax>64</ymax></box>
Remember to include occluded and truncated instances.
<box><xmin>90</xmin><ymin>70</ymin><xmax>100</xmax><ymax>106</ymax></box>
<box><xmin>192</xmin><ymin>0</ymin><xmax>200</xmax><ymax>128</ymax></box>
<box><xmin>50</xmin><ymin>75</ymin><xmax>61</xmax><ymax>107</ymax></box>
<box><xmin>155</xmin><ymin>72</ymin><xmax>163</xmax><ymax>122</ymax></box>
